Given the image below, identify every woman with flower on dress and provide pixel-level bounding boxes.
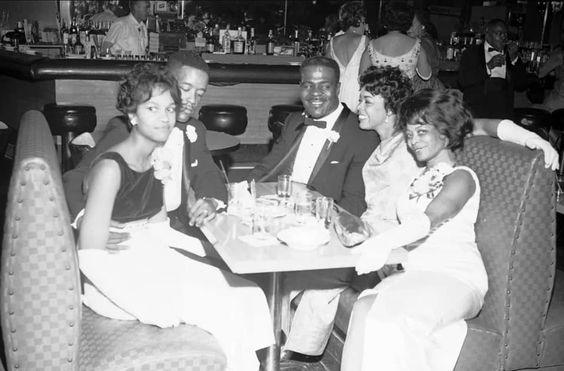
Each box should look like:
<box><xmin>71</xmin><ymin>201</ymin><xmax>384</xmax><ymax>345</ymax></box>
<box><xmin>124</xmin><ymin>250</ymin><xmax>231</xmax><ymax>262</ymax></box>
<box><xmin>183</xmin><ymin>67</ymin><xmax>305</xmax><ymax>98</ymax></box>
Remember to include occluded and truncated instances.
<box><xmin>342</xmin><ymin>88</ymin><xmax>488</xmax><ymax>371</ymax></box>
<box><xmin>77</xmin><ymin>63</ymin><xmax>274</xmax><ymax>371</ymax></box>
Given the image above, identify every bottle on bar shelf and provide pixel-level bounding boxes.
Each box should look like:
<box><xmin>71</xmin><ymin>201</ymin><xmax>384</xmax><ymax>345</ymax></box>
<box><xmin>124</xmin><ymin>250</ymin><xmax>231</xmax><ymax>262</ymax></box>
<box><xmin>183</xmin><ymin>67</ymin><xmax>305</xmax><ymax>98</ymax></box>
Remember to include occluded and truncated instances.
<box><xmin>223</xmin><ymin>26</ymin><xmax>231</xmax><ymax>54</ymax></box>
<box><xmin>206</xmin><ymin>28</ymin><xmax>215</xmax><ymax>53</ymax></box>
<box><xmin>266</xmin><ymin>29</ymin><xmax>274</xmax><ymax>55</ymax></box>
<box><xmin>248</xmin><ymin>27</ymin><xmax>256</xmax><ymax>55</ymax></box>
<box><xmin>233</xmin><ymin>26</ymin><xmax>245</xmax><ymax>54</ymax></box>
<box><xmin>293</xmin><ymin>29</ymin><xmax>300</xmax><ymax>57</ymax></box>
<box><xmin>61</xmin><ymin>20</ymin><xmax>69</xmax><ymax>56</ymax></box>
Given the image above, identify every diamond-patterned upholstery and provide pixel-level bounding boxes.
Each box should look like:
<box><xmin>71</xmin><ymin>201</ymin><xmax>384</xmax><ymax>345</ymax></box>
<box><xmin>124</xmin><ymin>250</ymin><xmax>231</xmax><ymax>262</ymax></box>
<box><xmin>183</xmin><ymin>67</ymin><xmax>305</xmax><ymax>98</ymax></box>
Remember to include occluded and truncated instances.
<box><xmin>1</xmin><ymin>110</ymin><xmax>227</xmax><ymax>371</ymax></box>
<box><xmin>327</xmin><ymin>136</ymin><xmax>564</xmax><ymax>371</ymax></box>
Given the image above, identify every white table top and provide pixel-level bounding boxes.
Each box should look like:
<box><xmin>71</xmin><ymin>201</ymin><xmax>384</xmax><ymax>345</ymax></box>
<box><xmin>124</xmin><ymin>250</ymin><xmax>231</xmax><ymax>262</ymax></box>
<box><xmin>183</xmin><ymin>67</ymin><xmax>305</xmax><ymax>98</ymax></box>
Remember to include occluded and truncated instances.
<box><xmin>201</xmin><ymin>183</ymin><xmax>407</xmax><ymax>274</ymax></box>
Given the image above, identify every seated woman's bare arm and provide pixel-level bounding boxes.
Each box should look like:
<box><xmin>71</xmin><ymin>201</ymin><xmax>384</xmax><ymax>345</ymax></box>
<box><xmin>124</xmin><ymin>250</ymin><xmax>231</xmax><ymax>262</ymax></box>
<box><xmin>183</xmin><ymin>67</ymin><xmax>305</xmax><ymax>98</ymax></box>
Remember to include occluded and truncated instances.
<box><xmin>424</xmin><ymin>169</ymin><xmax>476</xmax><ymax>231</ymax></box>
<box><xmin>79</xmin><ymin>159</ymin><xmax>121</xmax><ymax>250</ymax></box>
<box><xmin>416</xmin><ymin>47</ymin><xmax>432</xmax><ymax>80</ymax></box>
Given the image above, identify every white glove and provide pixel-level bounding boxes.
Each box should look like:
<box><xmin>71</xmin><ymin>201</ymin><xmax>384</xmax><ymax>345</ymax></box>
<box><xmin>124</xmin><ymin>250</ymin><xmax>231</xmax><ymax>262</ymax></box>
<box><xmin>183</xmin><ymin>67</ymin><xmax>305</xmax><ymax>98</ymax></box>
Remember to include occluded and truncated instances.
<box><xmin>352</xmin><ymin>209</ymin><xmax>431</xmax><ymax>275</ymax></box>
<box><xmin>497</xmin><ymin>119</ymin><xmax>559</xmax><ymax>171</ymax></box>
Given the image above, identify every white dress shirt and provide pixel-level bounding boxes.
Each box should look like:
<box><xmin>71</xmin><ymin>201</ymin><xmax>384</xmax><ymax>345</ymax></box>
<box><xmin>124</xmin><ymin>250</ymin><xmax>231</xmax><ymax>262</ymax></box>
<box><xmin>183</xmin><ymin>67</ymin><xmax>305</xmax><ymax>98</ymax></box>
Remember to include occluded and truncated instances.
<box><xmin>104</xmin><ymin>13</ymin><xmax>147</xmax><ymax>56</ymax></box>
<box><xmin>291</xmin><ymin>104</ymin><xmax>344</xmax><ymax>184</ymax></box>
<box><xmin>484</xmin><ymin>41</ymin><xmax>507</xmax><ymax>79</ymax></box>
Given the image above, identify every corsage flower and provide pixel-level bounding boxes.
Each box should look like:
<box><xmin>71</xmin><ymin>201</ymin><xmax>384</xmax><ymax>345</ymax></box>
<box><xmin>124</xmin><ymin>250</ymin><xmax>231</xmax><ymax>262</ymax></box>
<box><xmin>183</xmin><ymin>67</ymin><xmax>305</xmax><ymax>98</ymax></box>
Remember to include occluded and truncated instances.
<box><xmin>408</xmin><ymin>163</ymin><xmax>453</xmax><ymax>201</ymax></box>
<box><xmin>151</xmin><ymin>146</ymin><xmax>174</xmax><ymax>184</ymax></box>
<box><xmin>326</xmin><ymin>130</ymin><xmax>340</xmax><ymax>149</ymax></box>
<box><xmin>185</xmin><ymin>125</ymin><xmax>198</xmax><ymax>143</ymax></box>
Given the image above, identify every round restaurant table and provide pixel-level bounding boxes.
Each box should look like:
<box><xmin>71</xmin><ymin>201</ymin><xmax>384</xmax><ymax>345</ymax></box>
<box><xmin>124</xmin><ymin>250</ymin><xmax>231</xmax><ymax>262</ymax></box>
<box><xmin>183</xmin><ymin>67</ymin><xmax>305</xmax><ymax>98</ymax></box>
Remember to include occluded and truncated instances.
<box><xmin>205</xmin><ymin>130</ymin><xmax>240</xmax><ymax>156</ymax></box>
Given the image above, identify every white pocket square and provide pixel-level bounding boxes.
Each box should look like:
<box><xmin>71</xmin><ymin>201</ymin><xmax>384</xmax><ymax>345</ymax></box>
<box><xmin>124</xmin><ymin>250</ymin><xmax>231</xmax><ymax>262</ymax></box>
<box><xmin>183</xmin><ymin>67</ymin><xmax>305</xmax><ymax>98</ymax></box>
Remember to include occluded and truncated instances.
<box><xmin>191</xmin><ymin>159</ymin><xmax>198</xmax><ymax>167</ymax></box>
<box><xmin>330</xmin><ymin>160</ymin><xmax>340</xmax><ymax>164</ymax></box>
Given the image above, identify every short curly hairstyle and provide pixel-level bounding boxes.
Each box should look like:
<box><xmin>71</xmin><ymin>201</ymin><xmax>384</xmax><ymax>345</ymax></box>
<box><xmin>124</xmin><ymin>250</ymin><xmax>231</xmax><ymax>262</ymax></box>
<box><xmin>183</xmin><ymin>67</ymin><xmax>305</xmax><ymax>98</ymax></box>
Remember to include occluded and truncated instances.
<box><xmin>339</xmin><ymin>1</ymin><xmax>366</xmax><ymax>31</ymax></box>
<box><xmin>359</xmin><ymin>66</ymin><xmax>413</xmax><ymax>130</ymax></box>
<box><xmin>397</xmin><ymin>89</ymin><xmax>474</xmax><ymax>151</ymax></box>
<box><xmin>383</xmin><ymin>2</ymin><xmax>415</xmax><ymax>33</ymax></box>
<box><xmin>116</xmin><ymin>63</ymin><xmax>181</xmax><ymax>117</ymax></box>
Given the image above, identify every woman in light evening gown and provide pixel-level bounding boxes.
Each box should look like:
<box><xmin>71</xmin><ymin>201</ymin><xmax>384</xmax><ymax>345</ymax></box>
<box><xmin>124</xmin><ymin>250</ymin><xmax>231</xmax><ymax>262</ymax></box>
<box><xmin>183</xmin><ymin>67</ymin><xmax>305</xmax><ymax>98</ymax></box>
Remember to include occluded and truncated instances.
<box><xmin>342</xmin><ymin>88</ymin><xmax>488</xmax><ymax>371</ymax></box>
<box><xmin>77</xmin><ymin>63</ymin><xmax>274</xmax><ymax>371</ymax></box>
<box><xmin>326</xmin><ymin>1</ymin><xmax>368</xmax><ymax>112</ymax></box>
<box><xmin>359</xmin><ymin>2</ymin><xmax>432</xmax><ymax>89</ymax></box>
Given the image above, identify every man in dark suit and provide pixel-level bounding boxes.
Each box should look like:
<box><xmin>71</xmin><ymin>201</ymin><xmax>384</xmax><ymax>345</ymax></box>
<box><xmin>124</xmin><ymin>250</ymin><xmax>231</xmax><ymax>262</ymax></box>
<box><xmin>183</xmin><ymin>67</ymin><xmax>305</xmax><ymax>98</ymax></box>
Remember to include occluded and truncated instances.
<box><xmin>248</xmin><ymin>56</ymin><xmax>379</xmax><ymax>365</ymax></box>
<box><xmin>248</xmin><ymin>56</ymin><xmax>379</xmax><ymax>217</ymax></box>
<box><xmin>458</xmin><ymin>18</ymin><xmax>529</xmax><ymax>119</ymax></box>
<box><xmin>64</xmin><ymin>51</ymin><xmax>227</xmax><ymax>239</ymax></box>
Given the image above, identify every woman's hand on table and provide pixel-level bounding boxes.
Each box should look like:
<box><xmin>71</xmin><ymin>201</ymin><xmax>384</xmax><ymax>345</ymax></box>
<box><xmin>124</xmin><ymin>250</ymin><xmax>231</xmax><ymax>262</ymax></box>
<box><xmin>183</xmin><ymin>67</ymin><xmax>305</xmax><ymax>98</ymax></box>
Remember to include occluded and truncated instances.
<box><xmin>106</xmin><ymin>220</ymin><xmax>131</xmax><ymax>252</ymax></box>
<box><xmin>188</xmin><ymin>198</ymin><xmax>219</xmax><ymax>227</ymax></box>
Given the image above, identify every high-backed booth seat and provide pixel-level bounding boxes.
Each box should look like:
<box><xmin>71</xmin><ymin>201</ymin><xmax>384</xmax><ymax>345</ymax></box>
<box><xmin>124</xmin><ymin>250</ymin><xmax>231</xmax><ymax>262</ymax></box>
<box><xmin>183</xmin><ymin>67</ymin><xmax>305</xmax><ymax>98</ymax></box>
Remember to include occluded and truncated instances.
<box><xmin>199</xmin><ymin>104</ymin><xmax>247</xmax><ymax>135</ymax></box>
<box><xmin>1</xmin><ymin>110</ymin><xmax>227</xmax><ymax>371</ymax></box>
<box><xmin>322</xmin><ymin>136</ymin><xmax>564</xmax><ymax>371</ymax></box>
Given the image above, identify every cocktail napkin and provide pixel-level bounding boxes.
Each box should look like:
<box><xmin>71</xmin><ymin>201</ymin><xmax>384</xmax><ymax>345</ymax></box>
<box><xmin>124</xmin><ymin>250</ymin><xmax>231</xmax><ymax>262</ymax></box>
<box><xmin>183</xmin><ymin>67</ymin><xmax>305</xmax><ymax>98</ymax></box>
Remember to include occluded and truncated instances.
<box><xmin>239</xmin><ymin>233</ymin><xmax>279</xmax><ymax>247</ymax></box>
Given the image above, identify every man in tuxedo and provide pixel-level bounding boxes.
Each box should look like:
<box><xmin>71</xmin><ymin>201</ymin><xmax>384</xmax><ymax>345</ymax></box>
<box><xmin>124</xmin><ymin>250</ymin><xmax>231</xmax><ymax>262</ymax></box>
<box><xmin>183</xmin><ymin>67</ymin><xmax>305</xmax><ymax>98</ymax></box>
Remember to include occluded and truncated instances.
<box><xmin>248</xmin><ymin>56</ymin><xmax>379</xmax><ymax>216</ymax></box>
<box><xmin>458</xmin><ymin>19</ymin><xmax>529</xmax><ymax>119</ymax></box>
<box><xmin>248</xmin><ymin>56</ymin><xmax>378</xmax><ymax>365</ymax></box>
<box><xmin>63</xmin><ymin>51</ymin><xmax>227</xmax><ymax>239</ymax></box>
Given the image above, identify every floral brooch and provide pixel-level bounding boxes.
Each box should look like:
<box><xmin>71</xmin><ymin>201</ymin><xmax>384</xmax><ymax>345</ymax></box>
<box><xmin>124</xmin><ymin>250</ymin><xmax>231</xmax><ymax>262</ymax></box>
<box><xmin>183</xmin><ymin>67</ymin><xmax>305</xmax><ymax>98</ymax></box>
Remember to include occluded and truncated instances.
<box><xmin>185</xmin><ymin>125</ymin><xmax>198</xmax><ymax>143</ymax></box>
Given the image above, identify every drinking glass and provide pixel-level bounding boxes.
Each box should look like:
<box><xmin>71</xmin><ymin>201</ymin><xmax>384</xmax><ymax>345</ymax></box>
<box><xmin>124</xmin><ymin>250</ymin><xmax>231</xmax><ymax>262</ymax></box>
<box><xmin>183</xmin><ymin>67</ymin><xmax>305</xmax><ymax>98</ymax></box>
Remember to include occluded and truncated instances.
<box><xmin>294</xmin><ymin>192</ymin><xmax>313</xmax><ymax>224</ymax></box>
<box><xmin>315</xmin><ymin>196</ymin><xmax>334</xmax><ymax>229</ymax></box>
<box><xmin>277</xmin><ymin>174</ymin><xmax>292</xmax><ymax>198</ymax></box>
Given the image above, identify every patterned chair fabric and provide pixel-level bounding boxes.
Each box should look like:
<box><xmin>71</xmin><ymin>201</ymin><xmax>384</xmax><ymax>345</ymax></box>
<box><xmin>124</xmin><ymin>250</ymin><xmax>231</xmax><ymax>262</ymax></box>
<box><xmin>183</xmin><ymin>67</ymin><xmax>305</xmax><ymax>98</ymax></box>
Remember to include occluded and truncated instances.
<box><xmin>327</xmin><ymin>136</ymin><xmax>564</xmax><ymax>371</ymax></box>
<box><xmin>1</xmin><ymin>110</ymin><xmax>227</xmax><ymax>371</ymax></box>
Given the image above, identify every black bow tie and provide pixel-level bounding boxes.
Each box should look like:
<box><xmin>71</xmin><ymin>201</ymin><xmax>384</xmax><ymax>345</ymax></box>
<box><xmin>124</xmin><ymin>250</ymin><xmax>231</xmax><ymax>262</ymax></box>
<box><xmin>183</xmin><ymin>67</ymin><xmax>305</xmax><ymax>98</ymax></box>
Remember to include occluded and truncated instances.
<box><xmin>488</xmin><ymin>47</ymin><xmax>500</xmax><ymax>52</ymax></box>
<box><xmin>304</xmin><ymin>117</ymin><xmax>327</xmax><ymax>129</ymax></box>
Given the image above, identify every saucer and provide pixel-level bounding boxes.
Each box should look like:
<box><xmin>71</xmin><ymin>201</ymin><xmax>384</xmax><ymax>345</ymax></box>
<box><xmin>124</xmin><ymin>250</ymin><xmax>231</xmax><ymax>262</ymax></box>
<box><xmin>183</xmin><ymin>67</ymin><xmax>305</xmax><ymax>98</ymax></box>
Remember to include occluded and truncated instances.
<box><xmin>277</xmin><ymin>226</ymin><xmax>330</xmax><ymax>251</ymax></box>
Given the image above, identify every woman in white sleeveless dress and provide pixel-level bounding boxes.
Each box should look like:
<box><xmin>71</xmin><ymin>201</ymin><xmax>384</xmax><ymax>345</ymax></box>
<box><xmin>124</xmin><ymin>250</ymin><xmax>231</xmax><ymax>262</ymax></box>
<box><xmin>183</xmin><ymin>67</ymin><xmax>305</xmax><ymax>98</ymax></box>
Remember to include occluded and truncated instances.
<box><xmin>342</xmin><ymin>89</ymin><xmax>488</xmax><ymax>371</ymax></box>
<box><xmin>326</xmin><ymin>1</ymin><xmax>368</xmax><ymax>112</ymax></box>
<box><xmin>77</xmin><ymin>63</ymin><xmax>274</xmax><ymax>371</ymax></box>
<box><xmin>359</xmin><ymin>2</ymin><xmax>431</xmax><ymax>86</ymax></box>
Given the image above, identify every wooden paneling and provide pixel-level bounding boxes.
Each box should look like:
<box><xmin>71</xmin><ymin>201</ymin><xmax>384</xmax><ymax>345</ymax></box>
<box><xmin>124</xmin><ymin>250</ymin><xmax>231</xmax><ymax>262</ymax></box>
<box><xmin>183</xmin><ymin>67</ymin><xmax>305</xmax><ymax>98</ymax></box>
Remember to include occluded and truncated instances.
<box><xmin>56</xmin><ymin>80</ymin><xmax>302</xmax><ymax>144</ymax></box>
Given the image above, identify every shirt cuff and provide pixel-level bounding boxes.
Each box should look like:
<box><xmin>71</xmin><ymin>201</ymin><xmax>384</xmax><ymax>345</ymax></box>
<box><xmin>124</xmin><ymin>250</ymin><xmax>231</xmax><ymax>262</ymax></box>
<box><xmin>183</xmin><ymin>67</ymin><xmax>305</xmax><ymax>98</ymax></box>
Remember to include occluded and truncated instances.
<box><xmin>203</xmin><ymin>197</ymin><xmax>226</xmax><ymax>211</ymax></box>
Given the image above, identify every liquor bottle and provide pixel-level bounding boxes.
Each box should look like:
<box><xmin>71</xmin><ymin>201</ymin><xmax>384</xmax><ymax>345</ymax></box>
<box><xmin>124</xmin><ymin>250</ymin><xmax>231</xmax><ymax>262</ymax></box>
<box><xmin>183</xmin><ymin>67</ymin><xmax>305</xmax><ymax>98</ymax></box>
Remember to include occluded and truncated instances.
<box><xmin>266</xmin><ymin>29</ymin><xmax>275</xmax><ymax>55</ymax></box>
<box><xmin>74</xmin><ymin>31</ymin><xmax>84</xmax><ymax>54</ymax></box>
<box><xmin>446</xmin><ymin>32</ymin><xmax>455</xmax><ymax>61</ymax></box>
<box><xmin>305</xmin><ymin>29</ymin><xmax>313</xmax><ymax>57</ymax></box>
<box><xmin>69</xmin><ymin>17</ymin><xmax>78</xmax><ymax>51</ymax></box>
<box><xmin>233</xmin><ymin>27</ymin><xmax>245</xmax><ymax>54</ymax></box>
<box><xmin>293</xmin><ymin>29</ymin><xmax>300</xmax><ymax>57</ymax></box>
<box><xmin>206</xmin><ymin>28</ymin><xmax>215</xmax><ymax>53</ymax></box>
<box><xmin>222</xmin><ymin>27</ymin><xmax>231</xmax><ymax>53</ymax></box>
<box><xmin>61</xmin><ymin>20</ymin><xmax>69</xmax><ymax>56</ymax></box>
<box><xmin>247</xmin><ymin>27</ymin><xmax>256</xmax><ymax>55</ymax></box>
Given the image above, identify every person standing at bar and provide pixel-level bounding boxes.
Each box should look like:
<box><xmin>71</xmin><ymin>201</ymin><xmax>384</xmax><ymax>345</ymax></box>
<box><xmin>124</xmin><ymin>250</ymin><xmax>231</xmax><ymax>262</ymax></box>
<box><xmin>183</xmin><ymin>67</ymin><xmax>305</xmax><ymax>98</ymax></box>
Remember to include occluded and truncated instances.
<box><xmin>458</xmin><ymin>19</ymin><xmax>529</xmax><ymax>119</ymax></box>
<box><xmin>90</xmin><ymin>0</ymin><xmax>121</xmax><ymax>25</ymax></box>
<box><xmin>326</xmin><ymin>1</ymin><xmax>369</xmax><ymax>113</ymax></box>
<box><xmin>102</xmin><ymin>0</ymin><xmax>149</xmax><ymax>56</ymax></box>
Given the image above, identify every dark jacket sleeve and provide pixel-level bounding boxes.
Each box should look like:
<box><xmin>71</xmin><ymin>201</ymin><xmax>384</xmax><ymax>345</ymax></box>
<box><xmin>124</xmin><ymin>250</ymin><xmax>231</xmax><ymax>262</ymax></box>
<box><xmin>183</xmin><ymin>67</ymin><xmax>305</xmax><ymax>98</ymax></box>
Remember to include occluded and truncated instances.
<box><xmin>62</xmin><ymin>116</ymin><xmax>129</xmax><ymax>219</ymax></box>
<box><xmin>247</xmin><ymin>112</ymin><xmax>302</xmax><ymax>182</ymax></box>
<box><xmin>187</xmin><ymin>119</ymin><xmax>228</xmax><ymax>203</ymax></box>
<box><xmin>337</xmin><ymin>128</ymin><xmax>378</xmax><ymax>217</ymax></box>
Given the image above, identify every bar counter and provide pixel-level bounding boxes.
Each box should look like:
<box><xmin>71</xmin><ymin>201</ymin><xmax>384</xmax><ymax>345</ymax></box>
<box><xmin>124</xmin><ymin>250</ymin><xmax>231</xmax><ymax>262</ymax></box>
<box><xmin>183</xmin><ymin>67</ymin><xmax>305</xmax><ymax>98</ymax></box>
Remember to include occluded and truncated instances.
<box><xmin>0</xmin><ymin>50</ymin><xmax>459</xmax><ymax>144</ymax></box>
<box><xmin>0</xmin><ymin>50</ymin><xmax>302</xmax><ymax>144</ymax></box>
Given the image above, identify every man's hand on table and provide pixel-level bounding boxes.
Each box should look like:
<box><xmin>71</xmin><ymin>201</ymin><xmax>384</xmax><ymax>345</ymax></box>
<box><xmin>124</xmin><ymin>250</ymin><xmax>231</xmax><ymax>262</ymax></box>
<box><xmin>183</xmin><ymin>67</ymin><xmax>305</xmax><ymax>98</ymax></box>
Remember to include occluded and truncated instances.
<box><xmin>188</xmin><ymin>197</ymin><xmax>222</xmax><ymax>228</ymax></box>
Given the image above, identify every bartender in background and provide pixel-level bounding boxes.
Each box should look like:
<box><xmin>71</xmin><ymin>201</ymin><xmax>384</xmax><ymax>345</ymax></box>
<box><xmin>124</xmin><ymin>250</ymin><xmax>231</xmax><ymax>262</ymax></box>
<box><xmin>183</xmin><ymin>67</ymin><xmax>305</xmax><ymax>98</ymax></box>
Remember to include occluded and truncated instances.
<box><xmin>101</xmin><ymin>0</ymin><xmax>149</xmax><ymax>56</ymax></box>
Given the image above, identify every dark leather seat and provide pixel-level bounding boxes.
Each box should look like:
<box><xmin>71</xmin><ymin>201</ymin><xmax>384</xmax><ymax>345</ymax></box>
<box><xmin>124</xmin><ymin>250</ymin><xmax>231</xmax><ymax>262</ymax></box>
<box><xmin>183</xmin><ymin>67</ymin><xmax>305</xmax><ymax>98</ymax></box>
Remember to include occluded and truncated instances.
<box><xmin>550</xmin><ymin>108</ymin><xmax>564</xmax><ymax>157</ymax></box>
<box><xmin>199</xmin><ymin>104</ymin><xmax>247</xmax><ymax>135</ymax></box>
<box><xmin>268</xmin><ymin>104</ymin><xmax>303</xmax><ymax>141</ymax></box>
<box><xmin>512</xmin><ymin>107</ymin><xmax>552</xmax><ymax>140</ymax></box>
<box><xmin>43</xmin><ymin>103</ymin><xmax>96</xmax><ymax>172</ymax></box>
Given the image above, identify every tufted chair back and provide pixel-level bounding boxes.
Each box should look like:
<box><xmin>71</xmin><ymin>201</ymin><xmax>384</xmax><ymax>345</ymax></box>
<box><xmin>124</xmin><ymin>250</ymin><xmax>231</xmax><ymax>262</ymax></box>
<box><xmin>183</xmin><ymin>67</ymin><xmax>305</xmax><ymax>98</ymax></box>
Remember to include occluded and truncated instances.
<box><xmin>1</xmin><ymin>110</ymin><xmax>227</xmax><ymax>371</ymax></box>
<box><xmin>455</xmin><ymin>136</ymin><xmax>557</xmax><ymax>370</ymax></box>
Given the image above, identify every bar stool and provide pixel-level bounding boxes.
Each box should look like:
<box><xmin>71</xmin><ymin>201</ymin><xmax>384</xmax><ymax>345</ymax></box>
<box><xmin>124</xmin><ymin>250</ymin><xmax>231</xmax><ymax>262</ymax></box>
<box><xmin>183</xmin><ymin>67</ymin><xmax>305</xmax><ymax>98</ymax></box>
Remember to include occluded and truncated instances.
<box><xmin>512</xmin><ymin>107</ymin><xmax>552</xmax><ymax>140</ymax></box>
<box><xmin>268</xmin><ymin>104</ymin><xmax>303</xmax><ymax>141</ymax></box>
<box><xmin>199</xmin><ymin>104</ymin><xmax>247</xmax><ymax>135</ymax></box>
<box><xmin>43</xmin><ymin>103</ymin><xmax>96</xmax><ymax>172</ymax></box>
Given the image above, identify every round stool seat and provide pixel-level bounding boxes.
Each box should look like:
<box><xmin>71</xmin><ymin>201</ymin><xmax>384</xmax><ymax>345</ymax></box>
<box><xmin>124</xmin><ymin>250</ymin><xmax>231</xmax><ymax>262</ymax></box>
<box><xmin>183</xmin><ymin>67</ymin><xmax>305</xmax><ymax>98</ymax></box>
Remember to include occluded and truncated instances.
<box><xmin>268</xmin><ymin>104</ymin><xmax>304</xmax><ymax>140</ymax></box>
<box><xmin>199</xmin><ymin>104</ymin><xmax>247</xmax><ymax>135</ymax></box>
<box><xmin>43</xmin><ymin>104</ymin><xmax>96</xmax><ymax>135</ymax></box>
<box><xmin>512</xmin><ymin>107</ymin><xmax>552</xmax><ymax>140</ymax></box>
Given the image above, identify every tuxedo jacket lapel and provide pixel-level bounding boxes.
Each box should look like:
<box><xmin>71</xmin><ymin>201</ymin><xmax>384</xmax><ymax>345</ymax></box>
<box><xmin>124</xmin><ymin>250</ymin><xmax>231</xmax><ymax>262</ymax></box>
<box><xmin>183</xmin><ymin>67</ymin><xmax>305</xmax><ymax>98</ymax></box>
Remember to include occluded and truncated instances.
<box><xmin>307</xmin><ymin>105</ymin><xmax>350</xmax><ymax>185</ymax></box>
<box><xmin>180</xmin><ymin>124</ymin><xmax>194</xmax><ymax>208</ymax></box>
